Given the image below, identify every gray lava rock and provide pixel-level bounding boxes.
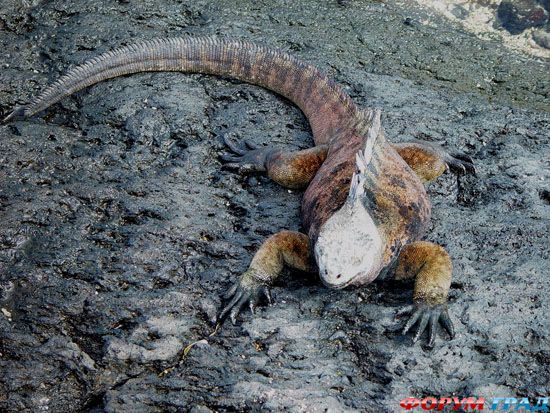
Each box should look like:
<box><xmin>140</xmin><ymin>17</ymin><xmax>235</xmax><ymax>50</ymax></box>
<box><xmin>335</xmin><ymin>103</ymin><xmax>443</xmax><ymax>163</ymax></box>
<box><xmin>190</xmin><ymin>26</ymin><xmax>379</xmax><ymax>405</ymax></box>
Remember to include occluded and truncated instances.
<box><xmin>496</xmin><ymin>0</ymin><xmax>548</xmax><ymax>34</ymax></box>
<box><xmin>533</xmin><ymin>29</ymin><xmax>550</xmax><ymax>48</ymax></box>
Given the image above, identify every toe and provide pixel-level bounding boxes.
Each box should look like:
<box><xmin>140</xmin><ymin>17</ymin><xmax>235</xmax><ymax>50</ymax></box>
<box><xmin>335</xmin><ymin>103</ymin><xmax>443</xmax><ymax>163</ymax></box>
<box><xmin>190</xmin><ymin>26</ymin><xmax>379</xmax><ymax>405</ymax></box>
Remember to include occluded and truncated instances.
<box><xmin>219</xmin><ymin>290</ymin><xmax>243</xmax><ymax>322</ymax></box>
<box><xmin>222</xmin><ymin>135</ymin><xmax>247</xmax><ymax>155</ymax></box>
<box><xmin>221</xmin><ymin>162</ymin><xmax>241</xmax><ymax>171</ymax></box>
<box><xmin>448</xmin><ymin>153</ymin><xmax>476</xmax><ymax>175</ymax></box>
<box><xmin>396</xmin><ymin>304</ymin><xmax>414</xmax><ymax>319</ymax></box>
<box><xmin>440</xmin><ymin>309</ymin><xmax>455</xmax><ymax>339</ymax></box>
<box><xmin>403</xmin><ymin>309</ymin><xmax>422</xmax><ymax>335</ymax></box>
<box><xmin>230</xmin><ymin>295</ymin><xmax>249</xmax><ymax>324</ymax></box>
<box><xmin>245</xmin><ymin>139</ymin><xmax>260</xmax><ymax>149</ymax></box>
<box><xmin>426</xmin><ymin>312</ymin><xmax>439</xmax><ymax>348</ymax></box>
<box><xmin>248</xmin><ymin>293</ymin><xmax>261</xmax><ymax>315</ymax></box>
<box><xmin>220</xmin><ymin>154</ymin><xmax>243</xmax><ymax>163</ymax></box>
<box><xmin>224</xmin><ymin>282</ymin><xmax>239</xmax><ymax>299</ymax></box>
<box><xmin>451</xmin><ymin>153</ymin><xmax>473</xmax><ymax>164</ymax></box>
<box><xmin>413</xmin><ymin>312</ymin><xmax>430</xmax><ymax>343</ymax></box>
<box><xmin>449</xmin><ymin>161</ymin><xmax>466</xmax><ymax>175</ymax></box>
<box><xmin>463</xmin><ymin>161</ymin><xmax>476</xmax><ymax>175</ymax></box>
<box><xmin>261</xmin><ymin>286</ymin><xmax>273</xmax><ymax>305</ymax></box>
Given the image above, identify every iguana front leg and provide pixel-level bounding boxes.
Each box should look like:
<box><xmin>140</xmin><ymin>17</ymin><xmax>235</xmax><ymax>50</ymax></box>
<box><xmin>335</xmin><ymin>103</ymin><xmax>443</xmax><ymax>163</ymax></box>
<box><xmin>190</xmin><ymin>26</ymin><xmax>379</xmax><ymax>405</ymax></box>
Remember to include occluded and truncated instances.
<box><xmin>394</xmin><ymin>241</ymin><xmax>455</xmax><ymax>347</ymax></box>
<box><xmin>221</xmin><ymin>135</ymin><xmax>328</xmax><ymax>189</ymax></box>
<box><xmin>219</xmin><ymin>230</ymin><xmax>314</xmax><ymax>324</ymax></box>
<box><xmin>392</xmin><ymin>141</ymin><xmax>475</xmax><ymax>183</ymax></box>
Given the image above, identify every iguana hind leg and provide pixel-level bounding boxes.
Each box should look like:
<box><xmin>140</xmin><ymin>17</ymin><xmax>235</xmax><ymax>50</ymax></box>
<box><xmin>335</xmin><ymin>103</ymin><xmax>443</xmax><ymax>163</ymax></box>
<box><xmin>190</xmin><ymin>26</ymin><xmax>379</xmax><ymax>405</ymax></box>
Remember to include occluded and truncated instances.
<box><xmin>221</xmin><ymin>135</ymin><xmax>328</xmax><ymax>189</ymax></box>
<box><xmin>219</xmin><ymin>230</ymin><xmax>313</xmax><ymax>324</ymax></box>
<box><xmin>394</xmin><ymin>241</ymin><xmax>455</xmax><ymax>347</ymax></box>
<box><xmin>392</xmin><ymin>141</ymin><xmax>475</xmax><ymax>183</ymax></box>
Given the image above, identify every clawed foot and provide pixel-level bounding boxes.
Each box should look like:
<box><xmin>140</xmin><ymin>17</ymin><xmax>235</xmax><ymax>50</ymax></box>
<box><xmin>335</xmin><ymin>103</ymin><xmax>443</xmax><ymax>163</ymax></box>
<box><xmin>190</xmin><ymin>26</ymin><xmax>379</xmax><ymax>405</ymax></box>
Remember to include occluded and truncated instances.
<box><xmin>397</xmin><ymin>302</ymin><xmax>455</xmax><ymax>348</ymax></box>
<box><xmin>220</xmin><ymin>135</ymin><xmax>274</xmax><ymax>173</ymax></box>
<box><xmin>445</xmin><ymin>152</ymin><xmax>476</xmax><ymax>176</ymax></box>
<box><xmin>218</xmin><ymin>269</ymin><xmax>272</xmax><ymax>325</ymax></box>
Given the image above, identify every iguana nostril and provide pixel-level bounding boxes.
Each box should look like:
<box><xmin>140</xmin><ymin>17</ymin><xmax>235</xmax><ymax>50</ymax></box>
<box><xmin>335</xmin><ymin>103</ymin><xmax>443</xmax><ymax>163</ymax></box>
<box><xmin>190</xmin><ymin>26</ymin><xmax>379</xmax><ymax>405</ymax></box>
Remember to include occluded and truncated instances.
<box><xmin>336</xmin><ymin>274</ymin><xmax>342</xmax><ymax>279</ymax></box>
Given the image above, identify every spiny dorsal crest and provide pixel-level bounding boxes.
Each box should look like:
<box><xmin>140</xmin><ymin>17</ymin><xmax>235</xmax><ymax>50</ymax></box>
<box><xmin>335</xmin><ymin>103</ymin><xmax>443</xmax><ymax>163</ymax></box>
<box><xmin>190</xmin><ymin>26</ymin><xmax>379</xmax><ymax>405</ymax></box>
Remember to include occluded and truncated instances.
<box><xmin>348</xmin><ymin>109</ymin><xmax>382</xmax><ymax>201</ymax></box>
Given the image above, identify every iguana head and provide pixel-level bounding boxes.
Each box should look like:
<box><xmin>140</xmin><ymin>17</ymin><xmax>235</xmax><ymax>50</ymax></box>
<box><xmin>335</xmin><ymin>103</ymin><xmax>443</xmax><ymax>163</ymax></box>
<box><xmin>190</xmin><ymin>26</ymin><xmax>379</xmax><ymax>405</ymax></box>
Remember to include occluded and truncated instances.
<box><xmin>314</xmin><ymin>197</ymin><xmax>383</xmax><ymax>289</ymax></box>
<box><xmin>314</xmin><ymin>109</ymin><xmax>384</xmax><ymax>289</ymax></box>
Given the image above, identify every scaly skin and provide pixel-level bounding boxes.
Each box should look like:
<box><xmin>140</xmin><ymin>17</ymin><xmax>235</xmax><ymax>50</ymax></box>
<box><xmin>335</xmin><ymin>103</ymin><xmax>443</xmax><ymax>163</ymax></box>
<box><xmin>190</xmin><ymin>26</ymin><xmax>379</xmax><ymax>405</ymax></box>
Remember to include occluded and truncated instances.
<box><xmin>4</xmin><ymin>35</ymin><xmax>475</xmax><ymax>347</ymax></box>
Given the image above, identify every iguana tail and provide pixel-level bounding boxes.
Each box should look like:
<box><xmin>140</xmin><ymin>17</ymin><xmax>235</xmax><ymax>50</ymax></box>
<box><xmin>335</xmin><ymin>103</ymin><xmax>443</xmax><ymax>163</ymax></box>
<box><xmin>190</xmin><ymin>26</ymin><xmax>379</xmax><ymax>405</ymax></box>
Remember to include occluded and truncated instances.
<box><xmin>4</xmin><ymin>36</ymin><xmax>359</xmax><ymax>145</ymax></box>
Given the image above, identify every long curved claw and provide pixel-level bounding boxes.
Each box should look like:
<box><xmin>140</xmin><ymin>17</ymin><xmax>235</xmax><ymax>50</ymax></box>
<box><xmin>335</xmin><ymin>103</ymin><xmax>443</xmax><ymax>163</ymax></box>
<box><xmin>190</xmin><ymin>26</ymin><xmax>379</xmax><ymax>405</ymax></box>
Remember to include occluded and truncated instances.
<box><xmin>223</xmin><ymin>134</ymin><xmax>247</xmax><ymax>155</ymax></box>
<box><xmin>426</xmin><ymin>312</ymin><xmax>439</xmax><ymax>348</ymax></box>
<box><xmin>446</xmin><ymin>152</ymin><xmax>476</xmax><ymax>176</ymax></box>
<box><xmin>217</xmin><ymin>270</ymin><xmax>272</xmax><ymax>325</ymax></box>
<box><xmin>246</xmin><ymin>286</ymin><xmax>272</xmax><ymax>315</ymax></box>
<box><xmin>249</xmin><ymin>297</ymin><xmax>258</xmax><ymax>315</ymax></box>
<box><xmin>413</xmin><ymin>312</ymin><xmax>430</xmax><ymax>343</ymax></box>
<box><xmin>219</xmin><ymin>290</ymin><xmax>243</xmax><ymax>321</ymax></box>
<box><xmin>230</xmin><ymin>295</ymin><xmax>249</xmax><ymax>324</ymax></box>
<box><xmin>262</xmin><ymin>286</ymin><xmax>272</xmax><ymax>305</ymax></box>
<box><xmin>223</xmin><ymin>282</ymin><xmax>239</xmax><ymax>299</ymax></box>
<box><xmin>400</xmin><ymin>302</ymin><xmax>455</xmax><ymax>347</ymax></box>
<box><xmin>395</xmin><ymin>304</ymin><xmax>414</xmax><ymax>318</ymax></box>
<box><xmin>439</xmin><ymin>309</ymin><xmax>455</xmax><ymax>338</ymax></box>
<box><xmin>402</xmin><ymin>309</ymin><xmax>422</xmax><ymax>335</ymax></box>
<box><xmin>245</xmin><ymin>139</ymin><xmax>260</xmax><ymax>150</ymax></box>
<box><xmin>220</xmin><ymin>153</ymin><xmax>243</xmax><ymax>163</ymax></box>
<box><xmin>3</xmin><ymin>106</ymin><xmax>27</xmax><ymax>123</ymax></box>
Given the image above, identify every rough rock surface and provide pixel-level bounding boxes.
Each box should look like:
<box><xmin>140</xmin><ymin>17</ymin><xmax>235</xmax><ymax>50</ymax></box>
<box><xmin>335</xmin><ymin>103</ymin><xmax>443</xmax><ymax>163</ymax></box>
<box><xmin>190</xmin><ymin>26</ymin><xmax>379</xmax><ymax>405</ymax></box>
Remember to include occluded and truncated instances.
<box><xmin>0</xmin><ymin>1</ymin><xmax>549</xmax><ymax>412</ymax></box>
<box><xmin>411</xmin><ymin>0</ymin><xmax>550</xmax><ymax>58</ymax></box>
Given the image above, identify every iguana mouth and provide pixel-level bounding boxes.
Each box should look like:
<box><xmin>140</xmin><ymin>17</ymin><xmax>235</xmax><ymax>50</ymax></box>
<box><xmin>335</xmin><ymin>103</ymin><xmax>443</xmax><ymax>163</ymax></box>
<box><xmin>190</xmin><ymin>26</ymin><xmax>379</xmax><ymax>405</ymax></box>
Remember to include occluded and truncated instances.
<box><xmin>319</xmin><ymin>273</ymin><xmax>357</xmax><ymax>290</ymax></box>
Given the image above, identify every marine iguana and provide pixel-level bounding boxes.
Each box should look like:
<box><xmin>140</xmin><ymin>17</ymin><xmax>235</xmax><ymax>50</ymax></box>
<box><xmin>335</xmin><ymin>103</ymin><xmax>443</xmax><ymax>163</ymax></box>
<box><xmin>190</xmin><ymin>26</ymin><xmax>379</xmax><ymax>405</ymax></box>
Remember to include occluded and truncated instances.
<box><xmin>4</xmin><ymin>36</ymin><xmax>475</xmax><ymax>347</ymax></box>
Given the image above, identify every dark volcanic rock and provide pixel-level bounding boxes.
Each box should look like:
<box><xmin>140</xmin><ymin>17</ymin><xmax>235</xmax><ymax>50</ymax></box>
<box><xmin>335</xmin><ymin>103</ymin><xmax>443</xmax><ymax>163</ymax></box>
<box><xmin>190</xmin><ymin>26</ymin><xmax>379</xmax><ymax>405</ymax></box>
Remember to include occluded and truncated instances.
<box><xmin>533</xmin><ymin>29</ymin><xmax>550</xmax><ymax>48</ymax></box>
<box><xmin>496</xmin><ymin>0</ymin><xmax>548</xmax><ymax>34</ymax></box>
<box><xmin>1</xmin><ymin>0</ymin><xmax>549</xmax><ymax>412</ymax></box>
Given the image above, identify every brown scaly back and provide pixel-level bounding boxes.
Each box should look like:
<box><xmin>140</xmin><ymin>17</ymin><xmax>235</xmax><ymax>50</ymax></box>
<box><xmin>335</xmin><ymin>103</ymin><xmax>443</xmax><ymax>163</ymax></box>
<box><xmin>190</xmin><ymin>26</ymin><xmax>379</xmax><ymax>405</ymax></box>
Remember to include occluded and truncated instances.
<box><xmin>5</xmin><ymin>36</ymin><xmax>359</xmax><ymax>145</ymax></box>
